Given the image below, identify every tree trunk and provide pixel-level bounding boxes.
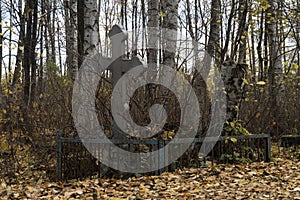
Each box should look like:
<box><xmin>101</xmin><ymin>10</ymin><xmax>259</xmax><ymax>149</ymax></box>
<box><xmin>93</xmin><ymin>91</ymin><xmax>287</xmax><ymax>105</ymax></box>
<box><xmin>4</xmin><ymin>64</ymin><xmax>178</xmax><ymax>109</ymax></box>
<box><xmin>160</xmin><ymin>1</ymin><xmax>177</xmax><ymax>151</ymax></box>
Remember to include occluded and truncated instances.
<box><xmin>147</xmin><ymin>0</ymin><xmax>159</xmax><ymax>65</ymax></box>
<box><xmin>0</xmin><ymin>0</ymin><xmax>2</xmax><ymax>83</ymax></box>
<box><xmin>23</xmin><ymin>0</ymin><xmax>33</xmax><ymax>107</ymax></box>
<box><xmin>297</xmin><ymin>0</ymin><xmax>300</xmax><ymax>111</ymax></box>
<box><xmin>44</xmin><ymin>0</ymin><xmax>50</xmax><ymax>63</ymax></box>
<box><xmin>50</xmin><ymin>0</ymin><xmax>56</xmax><ymax>63</ymax></box>
<box><xmin>266</xmin><ymin>0</ymin><xmax>284</xmax><ymax>130</ymax></box>
<box><xmin>257</xmin><ymin>9</ymin><xmax>264</xmax><ymax>81</ymax></box>
<box><xmin>30</xmin><ymin>0</ymin><xmax>38</xmax><ymax>102</ymax></box>
<box><xmin>84</xmin><ymin>0</ymin><xmax>99</xmax><ymax>56</ymax></box>
<box><xmin>200</xmin><ymin>0</ymin><xmax>221</xmax><ymax>80</ymax></box>
<box><xmin>12</xmin><ymin>0</ymin><xmax>25</xmax><ymax>86</ymax></box>
<box><xmin>209</xmin><ymin>0</ymin><xmax>221</xmax><ymax>64</ymax></box>
<box><xmin>77</xmin><ymin>0</ymin><xmax>84</xmax><ymax>67</ymax></box>
<box><xmin>161</xmin><ymin>0</ymin><xmax>178</xmax><ymax>67</ymax></box>
<box><xmin>65</xmin><ymin>0</ymin><xmax>78</xmax><ymax>81</ymax></box>
<box><xmin>237</xmin><ymin>0</ymin><xmax>248</xmax><ymax>63</ymax></box>
<box><xmin>38</xmin><ymin>0</ymin><xmax>45</xmax><ymax>92</ymax></box>
<box><xmin>221</xmin><ymin>0</ymin><xmax>235</xmax><ymax>64</ymax></box>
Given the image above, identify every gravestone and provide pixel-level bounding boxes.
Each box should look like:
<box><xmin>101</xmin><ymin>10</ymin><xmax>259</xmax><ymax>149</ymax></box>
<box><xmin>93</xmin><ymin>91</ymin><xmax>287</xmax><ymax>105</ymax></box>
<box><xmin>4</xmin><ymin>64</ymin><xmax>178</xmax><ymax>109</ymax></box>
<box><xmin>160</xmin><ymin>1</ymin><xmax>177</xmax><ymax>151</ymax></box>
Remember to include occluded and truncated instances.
<box><xmin>107</xmin><ymin>25</ymin><xmax>143</xmax><ymax>139</ymax></box>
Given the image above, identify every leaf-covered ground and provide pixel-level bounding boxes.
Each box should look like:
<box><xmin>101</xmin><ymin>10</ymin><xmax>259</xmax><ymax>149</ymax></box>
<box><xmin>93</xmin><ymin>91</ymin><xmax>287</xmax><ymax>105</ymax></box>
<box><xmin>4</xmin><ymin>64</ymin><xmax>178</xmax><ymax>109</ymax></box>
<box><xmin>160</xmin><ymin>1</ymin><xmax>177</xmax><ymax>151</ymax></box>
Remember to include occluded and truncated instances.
<box><xmin>1</xmin><ymin>145</ymin><xmax>300</xmax><ymax>199</ymax></box>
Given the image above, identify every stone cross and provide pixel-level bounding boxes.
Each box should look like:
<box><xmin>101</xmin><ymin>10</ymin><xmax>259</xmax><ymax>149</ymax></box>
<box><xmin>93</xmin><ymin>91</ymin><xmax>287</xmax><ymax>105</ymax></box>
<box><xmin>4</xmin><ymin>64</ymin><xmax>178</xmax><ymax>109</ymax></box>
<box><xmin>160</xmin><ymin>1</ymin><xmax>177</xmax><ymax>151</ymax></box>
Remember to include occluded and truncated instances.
<box><xmin>107</xmin><ymin>25</ymin><xmax>143</xmax><ymax>139</ymax></box>
<box><xmin>108</xmin><ymin>25</ymin><xmax>143</xmax><ymax>87</ymax></box>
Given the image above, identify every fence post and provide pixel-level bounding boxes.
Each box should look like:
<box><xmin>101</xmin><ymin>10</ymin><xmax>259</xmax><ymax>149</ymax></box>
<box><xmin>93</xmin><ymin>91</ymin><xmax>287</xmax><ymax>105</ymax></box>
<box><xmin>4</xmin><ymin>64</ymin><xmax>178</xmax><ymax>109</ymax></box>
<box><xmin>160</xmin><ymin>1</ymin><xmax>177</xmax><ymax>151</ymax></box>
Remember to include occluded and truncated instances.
<box><xmin>158</xmin><ymin>140</ymin><xmax>165</xmax><ymax>175</ymax></box>
<box><xmin>56</xmin><ymin>131</ymin><xmax>64</xmax><ymax>181</ymax></box>
<box><xmin>266</xmin><ymin>134</ymin><xmax>271</xmax><ymax>162</ymax></box>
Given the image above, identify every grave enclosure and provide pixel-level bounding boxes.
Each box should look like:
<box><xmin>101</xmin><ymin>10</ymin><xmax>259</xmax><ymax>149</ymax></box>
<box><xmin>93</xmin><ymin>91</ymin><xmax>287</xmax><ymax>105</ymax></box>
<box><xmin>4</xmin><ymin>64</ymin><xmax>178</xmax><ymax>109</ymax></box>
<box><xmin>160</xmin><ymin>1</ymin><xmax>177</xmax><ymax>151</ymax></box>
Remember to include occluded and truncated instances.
<box><xmin>56</xmin><ymin>131</ymin><xmax>271</xmax><ymax>181</ymax></box>
<box><xmin>56</xmin><ymin>25</ymin><xmax>271</xmax><ymax>181</ymax></box>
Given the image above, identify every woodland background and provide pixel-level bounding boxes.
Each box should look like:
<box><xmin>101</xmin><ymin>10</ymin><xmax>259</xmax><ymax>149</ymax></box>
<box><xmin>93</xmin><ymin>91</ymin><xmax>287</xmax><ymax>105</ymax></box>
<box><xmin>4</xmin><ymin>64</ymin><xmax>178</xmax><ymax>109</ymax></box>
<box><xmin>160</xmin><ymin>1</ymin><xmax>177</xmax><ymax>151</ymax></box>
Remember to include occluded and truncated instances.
<box><xmin>0</xmin><ymin>0</ymin><xmax>299</xmax><ymax>197</ymax></box>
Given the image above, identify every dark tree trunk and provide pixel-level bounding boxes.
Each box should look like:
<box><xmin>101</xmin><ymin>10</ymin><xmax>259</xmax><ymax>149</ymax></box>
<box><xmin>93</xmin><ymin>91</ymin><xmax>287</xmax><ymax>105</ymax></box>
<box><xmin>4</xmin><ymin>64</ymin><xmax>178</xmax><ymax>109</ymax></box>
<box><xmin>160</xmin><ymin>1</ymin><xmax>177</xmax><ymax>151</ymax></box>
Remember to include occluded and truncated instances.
<box><xmin>12</xmin><ymin>0</ymin><xmax>25</xmax><ymax>86</ymax></box>
<box><xmin>30</xmin><ymin>0</ymin><xmax>38</xmax><ymax>102</ymax></box>
<box><xmin>77</xmin><ymin>0</ymin><xmax>85</xmax><ymax>67</ymax></box>
<box><xmin>23</xmin><ymin>0</ymin><xmax>33</xmax><ymax>106</ymax></box>
<box><xmin>0</xmin><ymin>0</ymin><xmax>2</xmax><ymax>83</ymax></box>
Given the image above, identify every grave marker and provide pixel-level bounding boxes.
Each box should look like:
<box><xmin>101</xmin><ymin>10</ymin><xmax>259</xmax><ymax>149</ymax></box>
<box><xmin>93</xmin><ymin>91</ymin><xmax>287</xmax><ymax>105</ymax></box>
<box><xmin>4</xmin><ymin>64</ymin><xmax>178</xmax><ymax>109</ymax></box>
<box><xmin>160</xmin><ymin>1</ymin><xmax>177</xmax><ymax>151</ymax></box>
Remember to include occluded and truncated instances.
<box><xmin>107</xmin><ymin>25</ymin><xmax>143</xmax><ymax>139</ymax></box>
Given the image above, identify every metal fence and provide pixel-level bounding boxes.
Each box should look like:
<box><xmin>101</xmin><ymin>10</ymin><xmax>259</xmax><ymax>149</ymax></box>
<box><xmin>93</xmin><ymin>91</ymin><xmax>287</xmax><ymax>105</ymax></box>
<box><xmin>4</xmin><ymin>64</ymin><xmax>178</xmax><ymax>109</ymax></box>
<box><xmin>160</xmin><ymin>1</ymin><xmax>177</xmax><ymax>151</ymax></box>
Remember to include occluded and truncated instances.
<box><xmin>281</xmin><ymin>135</ymin><xmax>300</xmax><ymax>158</ymax></box>
<box><xmin>56</xmin><ymin>131</ymin><xmax>271</xmax><ymax>181</ymax></box>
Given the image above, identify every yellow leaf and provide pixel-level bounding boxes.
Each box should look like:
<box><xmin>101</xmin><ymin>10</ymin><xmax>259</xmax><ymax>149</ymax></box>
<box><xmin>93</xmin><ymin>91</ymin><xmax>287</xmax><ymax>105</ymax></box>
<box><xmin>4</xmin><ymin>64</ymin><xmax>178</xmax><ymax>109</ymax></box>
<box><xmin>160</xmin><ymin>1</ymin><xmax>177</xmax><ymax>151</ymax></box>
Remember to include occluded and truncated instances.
<box><xmin>1</xmin><ymin>140</ymin><xmax>9</xmax><ymax>151</ymax></box>
<box><xmin>233</xmin><ymin>105</ymin><xmax>239</xmax><ymax>111</ymax></box>
<box><xmin>271</xmin><ymin>121</ymin><xmax>276</xmax><ymax>126</ymax></box>
<box><xmin>32</xmin><ymin>102</ymin><xmax>38</xmax><ymax>108</ymax></box>
<box><xmin>3</xmin><ymin>88</ymin><xmax>8</xmax><ymax>95</ymax></box>
<box><xmin>3</xmin><ymin>88</ymin><xmax>13</xmax><ymax>95</ymax></box>
<box><xmin>230</xmin><ymin>137</ymin><xmax>238</xmax><ymax>143</ymax></box>
<box><xmin>2</xmin><ymin>109</ymin><xmax>7</xmax><ymax>114</ymax></box>
<box><xmin>255</xmin><ymin>112</ymin><xmax>261</xmax><ymax>118</ymax></box>
<box><xmin>292</xmin><ymin>64</ymin><xmax>299</xmax><ymax>71</ymax></box>
<box><xmin>216</xmin><ymin>19</ymin><xmax>222</xmax><ymax>23</ymax></box>
<box><xmin>19</xmin><ymin>46</ymin><xmax>24</xmax><ymax>51</ymax></box>
<box><xmin>261</xmin><ymin>2</ymin><xmax>271</xmax><ymax>11</ymax></box>
<box><xmin>256</xmin><ymin>81</ymin><xmax>266</xmax><ymax>85</ymax></box>
<box><xmin>0</xmin><ymin>33</ymin><xmax>3</xmax><ymax>37</ymax></box>
<box><xmin>230</xmin><ymin>122</ymin><xmax>235</xmax><ymax>128</ymax></box>
<box><xmin>159</xmin><ymin>11</ymin><xmax>166</xmax><ymax>17</ymax></box>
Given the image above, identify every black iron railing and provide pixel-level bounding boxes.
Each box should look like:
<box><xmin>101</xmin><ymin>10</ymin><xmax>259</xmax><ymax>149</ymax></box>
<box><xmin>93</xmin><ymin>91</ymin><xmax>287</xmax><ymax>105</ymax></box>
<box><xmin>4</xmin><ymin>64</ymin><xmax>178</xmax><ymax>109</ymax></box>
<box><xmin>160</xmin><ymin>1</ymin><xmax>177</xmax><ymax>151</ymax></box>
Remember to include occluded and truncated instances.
<box><xmin>56</xmin><ymin>131</ymin><xmax>271</xmax><ymax>181</ymax></box>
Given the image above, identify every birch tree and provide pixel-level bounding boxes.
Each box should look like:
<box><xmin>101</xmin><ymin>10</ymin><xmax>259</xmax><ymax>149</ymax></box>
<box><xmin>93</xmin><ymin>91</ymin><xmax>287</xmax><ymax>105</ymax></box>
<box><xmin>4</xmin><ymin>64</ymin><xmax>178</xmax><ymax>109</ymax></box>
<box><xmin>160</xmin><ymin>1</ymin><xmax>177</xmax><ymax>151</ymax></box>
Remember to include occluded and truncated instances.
<box><xmin>84</xmin><ymin>0</ymin><xmax>99</xmax><ymax>57</ymax></box>
<box><xmin>147</xmin><ymin>0</ymin><xmax>159</xmax><ymax>65</ymax></box>
<box><xmin>0</xmin><ymin>0</ymin><xmax>2</xmax><ymax>83</ymax></box>
<box><xmin>12</xmin><ymin>0</ymin><xmax>25</xmax><ymax>86</ymax></box>
<box><xmin>266</xmin><ymin>0</ymin><xmax>284</xmax><ymax>123</ymax></box>
<box><xmin>161</xmin><ymin>0</ymin><xmax>178</xmax><ymax>67</ymax></box>
<box><xmin>237</xmin><ymin>0</ymin><xmax>248</xmax><ymax>63</ymax></box>
<box><xmin>65</xmin><ymin>0</ymin><xmax>78</xmax><ymax>81</ymax></box>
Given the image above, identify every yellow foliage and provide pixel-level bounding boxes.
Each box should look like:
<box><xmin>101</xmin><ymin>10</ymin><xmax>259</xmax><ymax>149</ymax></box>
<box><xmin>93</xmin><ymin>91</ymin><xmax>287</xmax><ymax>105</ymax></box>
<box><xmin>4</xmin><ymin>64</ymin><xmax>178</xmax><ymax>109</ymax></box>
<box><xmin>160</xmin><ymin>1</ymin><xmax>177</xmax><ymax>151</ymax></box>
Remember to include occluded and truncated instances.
<box><xmin>159</xmin><ymin>12</ymin><xmax>166</xmax><ymax>18</ymax></box>
<box><xmin>256</xmin><ymin>81</ymin><xmax>266</xmax><ymax>85</ymax></box>
<box><xmin>32</xmin><ymin>102</ymin><xmax>38</xmax><ymax>108</ymax></box>
<box><xmin>0</xmin><ymin>140</ymin><xmax>9</xmax><ymax>151</ymax></box>
<box><xmin>259</xmin><ymin>0</ymin><xmax>271</xmax><ymax>11</ymax></box>
<box><xmin>230</xmin><ymin>137</ymin><xmax>238</xmax><ymax>143</ymax></box>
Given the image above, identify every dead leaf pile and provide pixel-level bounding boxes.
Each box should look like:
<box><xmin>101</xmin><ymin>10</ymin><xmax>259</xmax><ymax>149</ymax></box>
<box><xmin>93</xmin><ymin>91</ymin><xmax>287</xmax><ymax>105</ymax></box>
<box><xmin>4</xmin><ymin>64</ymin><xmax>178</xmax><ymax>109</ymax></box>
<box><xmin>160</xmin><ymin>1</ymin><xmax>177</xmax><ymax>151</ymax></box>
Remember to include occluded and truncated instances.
<box><xmin>0</xmin><ymin>158</ymin><xmax>299</xmax><ymax>199</ymax></box>
<box><xmin>0</xmin><ymin>142</ymin><xmax>300</xmax><ymax>199</ymax></box>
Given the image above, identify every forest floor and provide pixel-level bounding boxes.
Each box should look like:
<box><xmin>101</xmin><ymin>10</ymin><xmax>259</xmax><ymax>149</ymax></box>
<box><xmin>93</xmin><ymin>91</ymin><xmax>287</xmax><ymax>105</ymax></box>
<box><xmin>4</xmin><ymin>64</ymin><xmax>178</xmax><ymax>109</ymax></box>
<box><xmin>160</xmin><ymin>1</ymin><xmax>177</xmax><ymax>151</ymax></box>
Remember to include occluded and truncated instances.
<box><xmin>0</xmin><ymin>143</ymin><xmax>300</xmax><ymax>199</ymax></box>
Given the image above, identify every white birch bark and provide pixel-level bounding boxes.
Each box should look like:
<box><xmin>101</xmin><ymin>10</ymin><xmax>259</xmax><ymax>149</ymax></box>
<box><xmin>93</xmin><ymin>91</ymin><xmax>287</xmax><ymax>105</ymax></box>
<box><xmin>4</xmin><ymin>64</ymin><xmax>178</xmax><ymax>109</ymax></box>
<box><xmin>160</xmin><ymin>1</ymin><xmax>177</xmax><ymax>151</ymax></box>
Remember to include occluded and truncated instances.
<box><xmin>161</xmin><ymin>0</ymin><xmax>178</xmax><ymax>67</ymax></box>
<box><xmin>84</xmin><ymin>0</ymin><xmax>99</xmax><ymax>56</ymax></box>
<box><xmin>147</xmin><ymin>0</ymin><xmax>159</xmax><ymax>64</ymax></box>
<box><xmin>65</xmin><ymin>0</ymin><xmax>78</xmax><ymax>81</ymax></box>
<box><xmin>266</xmin><ymin>0</ymin><xmax>284</xmax><ymax>106</ymax></box>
